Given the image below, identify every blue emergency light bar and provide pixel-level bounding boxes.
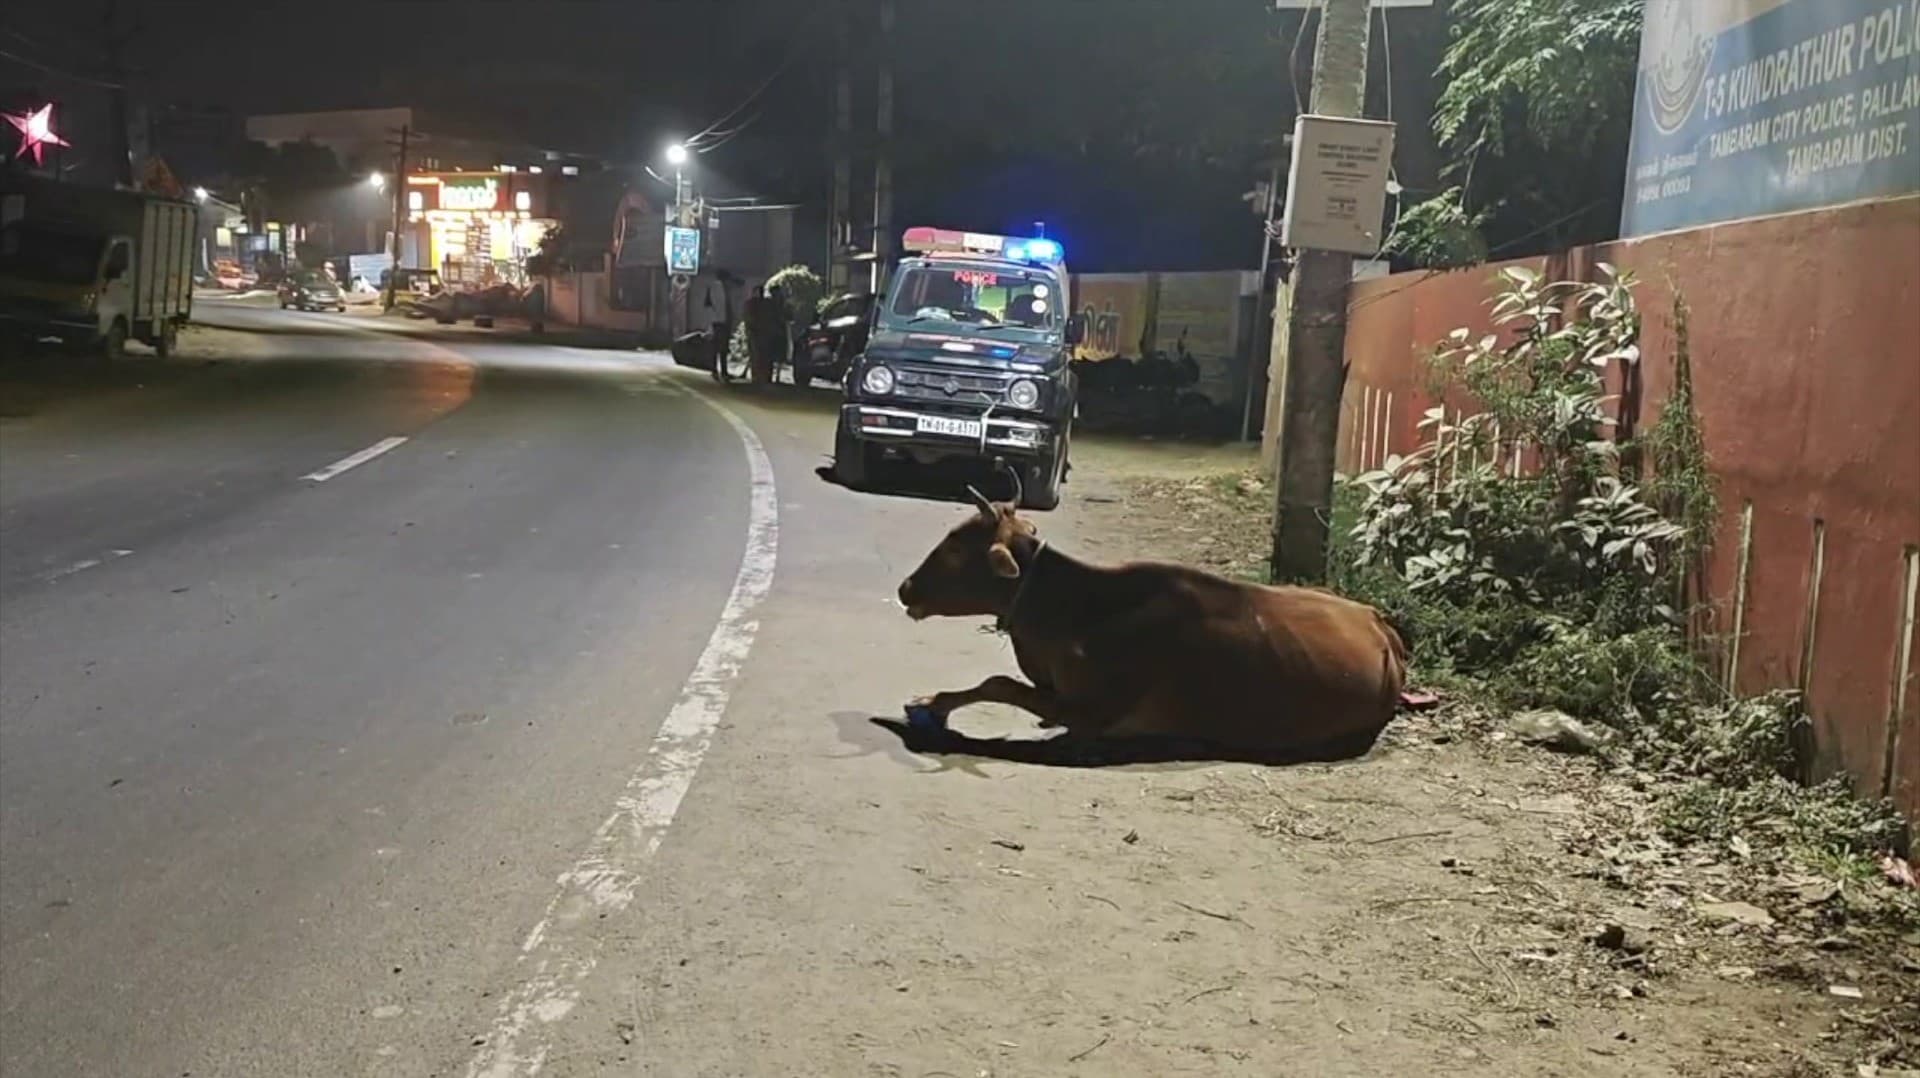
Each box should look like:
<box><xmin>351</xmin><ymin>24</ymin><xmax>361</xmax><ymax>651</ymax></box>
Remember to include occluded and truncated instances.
<box><xmin>903</xmin><ymin>227</ymin><xmax>1064</xmax><ymax>265</ymax></box>
<box><xmin>1006</xmin><ymin>238</ymin><xmax>1062</xmax><ymax>262</ymax></box>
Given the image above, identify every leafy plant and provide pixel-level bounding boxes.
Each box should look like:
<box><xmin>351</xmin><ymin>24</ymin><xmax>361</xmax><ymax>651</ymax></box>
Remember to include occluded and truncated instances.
<box><xmin>765</xmin><ymin>264</ymin><xmax>824</xmax><ymax>325</ymax></box>
<box><xmin>1348</xmin><ymin>264</ymin><xmax>1677</xmax><ymax>626</ymax></box>
<box><xmin>1383</xmin><ymin>188</ymin><xmax>1490</xmax><ymax>271</ymax></box>
<box><xmin>1393</xmin><ymin>0</ymin><xmax>1642</xmax><ymax>266</ymax></box>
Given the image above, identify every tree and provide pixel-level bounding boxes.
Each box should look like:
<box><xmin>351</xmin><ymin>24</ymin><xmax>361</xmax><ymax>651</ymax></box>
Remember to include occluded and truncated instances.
<box><xmin>524</xmin><ymin>225</ymin><xmax>570</xmax><ymax>278</ymax></box>
<box><xmin>765</xmin><ymin>264</ymin><xmax>824</xmax><ymax>319</ymax></box>
<box><xmin>1390</xmin><ymin>0</ymin><xmax>1642</xmax><ymax>268</ymax></box>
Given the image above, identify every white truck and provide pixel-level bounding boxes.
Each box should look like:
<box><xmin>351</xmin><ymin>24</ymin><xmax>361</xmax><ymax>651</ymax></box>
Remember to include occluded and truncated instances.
<box><xmin>0</xmin><ymin>173</ymin><xmax>196</xmax><ymax>358</ymax></box>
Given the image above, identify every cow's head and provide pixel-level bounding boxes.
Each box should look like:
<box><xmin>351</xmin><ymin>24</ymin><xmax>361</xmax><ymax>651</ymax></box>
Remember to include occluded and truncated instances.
<box><xmin>898</xmin><ymin>486</ymin><xmax>1039</xmax><ymax>621</ymax></box>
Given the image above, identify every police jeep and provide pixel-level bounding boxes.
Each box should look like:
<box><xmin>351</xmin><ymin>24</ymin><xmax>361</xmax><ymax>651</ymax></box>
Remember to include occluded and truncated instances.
<box><xmin>834</xmin><ymin>227</ymin><xmax>1083</xmax><ymax>510</ymax></box>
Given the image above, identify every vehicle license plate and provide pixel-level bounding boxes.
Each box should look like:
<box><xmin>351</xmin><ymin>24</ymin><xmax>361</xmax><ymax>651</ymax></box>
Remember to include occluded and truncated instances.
<box><xmin>916</xmin><ymin>415</ymin><xmax>983</xmax><ymax>439</ymax></box>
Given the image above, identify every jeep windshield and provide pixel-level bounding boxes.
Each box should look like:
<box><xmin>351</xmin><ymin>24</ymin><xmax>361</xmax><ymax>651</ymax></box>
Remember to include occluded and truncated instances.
<box><xmin>882</xmin><ymin>264</ymin><xmax>1062</xmax><ymax>341</ymax></box>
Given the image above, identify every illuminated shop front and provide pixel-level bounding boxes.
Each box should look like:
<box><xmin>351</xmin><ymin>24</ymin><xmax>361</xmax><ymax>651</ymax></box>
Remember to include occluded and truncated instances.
<box><xmin>404</xmin><ymin>169</ymin><xmax>554</xmax><ymax>288</ymax></box>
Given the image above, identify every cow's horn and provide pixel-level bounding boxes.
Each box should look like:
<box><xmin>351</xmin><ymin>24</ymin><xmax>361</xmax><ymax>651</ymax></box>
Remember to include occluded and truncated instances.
<box><xmin>1002</xmin><ymin>463</ymin><xmax>1024</xmax><ymax>508</ymax></box>
<box><xmin>965</xmin><ymin>484</ymin><xmax>995</xmax><ymax>516</ymax></box>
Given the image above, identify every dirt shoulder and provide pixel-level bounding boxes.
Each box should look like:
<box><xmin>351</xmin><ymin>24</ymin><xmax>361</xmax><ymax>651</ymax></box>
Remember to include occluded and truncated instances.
<box><xmin>1022</xmin><ymin>440</ymin><xmax>1920</xmax><ymax>1077</ymax></box>
<box><xmin>523</xmin><ymin>395</ymin><xmax>1913</xmax><ymax>1078</ymax></box>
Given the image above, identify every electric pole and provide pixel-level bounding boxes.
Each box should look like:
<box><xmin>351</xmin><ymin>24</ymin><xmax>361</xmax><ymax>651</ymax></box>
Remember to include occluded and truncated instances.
<box><xmin>870</xmin><ymin>0</ymin><xmax>896</xmax><ymax>296</ymax></box>
<box><xmin>1241</xmin><ymin>154</ymin><xmax>1282</xmax><ymax>444</ymax></box>
<box><xmin>103</xmin><ymin>0</ymin><xmax>134</xmax><ymax>187</ymax></box>
<box><xmin>828</xmin><ymin>2</ymin><xmax>853</xmax><ymax>291</ymax></box>
<box><xmin>382</xmin><ymin>124</ymin><xmax>410</xmax><ymax>311</ymax></box>
<box><xmin>1269</xmin><ymin>0</ymin><xmax>1372</xmax><ymax>584</ymax></box>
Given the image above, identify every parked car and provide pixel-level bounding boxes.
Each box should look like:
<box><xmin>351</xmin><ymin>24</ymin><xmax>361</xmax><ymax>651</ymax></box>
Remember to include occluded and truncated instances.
<box><xmin>278</xmin><ymin>270</ymin><xmax>345</xmax><ymax>312</ymax></box>
<box><xmin>793</xmin><ymin>292</ymin><xmax>874</xmax><ymax>387</ymax></box>
<box><xmin>835</xmin><ymin>229</ymin><xmax>1081</xmax><ymax>510</ymax></box>
<box><xmin>211</xmin><ymin>258</ymin><xmax>253</xmax><ymax>291</ymax></box>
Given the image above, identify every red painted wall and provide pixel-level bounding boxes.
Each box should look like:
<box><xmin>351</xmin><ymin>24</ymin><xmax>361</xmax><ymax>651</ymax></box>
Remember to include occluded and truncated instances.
<box><xmin>1339</xmin><ymin>197</ymin><xmax>1920</xmax><ymax>815</ymax></box>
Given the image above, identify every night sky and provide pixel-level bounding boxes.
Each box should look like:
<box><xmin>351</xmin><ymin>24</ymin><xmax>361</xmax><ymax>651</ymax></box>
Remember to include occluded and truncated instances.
<box><xmin>3</xmin><ymin>1</ymin><xmax>1442</xmax><ymax>272</ymax></box>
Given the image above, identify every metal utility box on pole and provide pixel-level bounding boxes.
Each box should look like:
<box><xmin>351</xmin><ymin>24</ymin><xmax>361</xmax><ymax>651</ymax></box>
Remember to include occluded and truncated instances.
<box><xmin>1267</xmin><ymin>0</ymin><xmax>1384</xmax><ymax>585</ymax></box>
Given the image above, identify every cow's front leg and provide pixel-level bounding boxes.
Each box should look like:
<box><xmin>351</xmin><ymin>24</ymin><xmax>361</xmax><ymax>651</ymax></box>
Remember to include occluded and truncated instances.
<box><xmin>911</xmin><ymin>675</ymin><xmax>1071</xmax><ymax>726</ymax></box>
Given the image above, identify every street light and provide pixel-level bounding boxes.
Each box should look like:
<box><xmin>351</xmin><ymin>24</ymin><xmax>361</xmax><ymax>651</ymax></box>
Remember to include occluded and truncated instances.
<box><xmin>663</xmin><ymin>142</ymin><xmax>693</xmax><ymax>226</ymax></box>
<box><xmin>367</xmin><ymin>171</ymin><xmax>386</xmax><ymax>190</ymax></box>
<box><xmin>192</xmin><ymin>186</ymin><xmax>209</xmax><ymax>202</ymax></box>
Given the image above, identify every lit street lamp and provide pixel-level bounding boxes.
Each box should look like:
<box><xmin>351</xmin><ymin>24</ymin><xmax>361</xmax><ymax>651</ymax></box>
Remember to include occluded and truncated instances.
<box><xmin>367</xmin><ymin>171</ymin><xmax>386</xmax><ymax>190</ymax></box>
<box><xmin>192</xmin><ymin>186</ymin><xmax>209</xmax><ymax>202</ymax></box>
<box><xmin>664</xmin><ymin>142</ymin><xmax>691</xmax><ymax>226</ymax></box>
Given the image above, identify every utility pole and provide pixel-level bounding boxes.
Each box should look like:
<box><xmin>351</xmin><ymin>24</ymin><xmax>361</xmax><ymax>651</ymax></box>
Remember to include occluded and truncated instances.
<box><xmin>103</xmin><ymin>0</ymin><xmax>134</xmax><ymax>187</ymax></box>
<box><xmin>382</xmin><ymin>124</ymin><xmax>410</xmax><ymax>311</ymax></box>
<box><xmin>870</xmin><ymin>0</ymin><xmax>896</xmax><ymax>296</ymax></box>
<box><xmin>1240</xmin><ymin>154</ymin><xmax>1282</xmax><ymax>443</ymax></box>
<box><xmin>1269</xmin><ymin>0</ymin><xmax>1372</xmax><ymax>584</ymax></box>
<box><xmin>828</xmin><ymin>2</ymin><xmax>853</xmax><ymax>291</ymax></box>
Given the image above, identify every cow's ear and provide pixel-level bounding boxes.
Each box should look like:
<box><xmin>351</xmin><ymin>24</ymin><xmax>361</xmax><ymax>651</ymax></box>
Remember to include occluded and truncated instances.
<box><xmin>987</xmin><ymin>542</ymin><xmax>1021</xmax><ymax>579</ymax></box>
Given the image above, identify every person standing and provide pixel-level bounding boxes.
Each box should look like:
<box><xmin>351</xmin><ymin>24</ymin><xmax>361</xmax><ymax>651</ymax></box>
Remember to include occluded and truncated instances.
<box><xmin>744</xmin><ymin>284</ymin><xmax>780</xmax><ymax>386</ymax></box>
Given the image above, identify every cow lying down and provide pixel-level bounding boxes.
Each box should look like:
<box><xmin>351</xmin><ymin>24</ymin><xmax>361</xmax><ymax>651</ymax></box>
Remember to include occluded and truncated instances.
<box><xmin>896</xmin><ymin>489</ymin><xmax>1410</xmax><ymax>761</ymax></box>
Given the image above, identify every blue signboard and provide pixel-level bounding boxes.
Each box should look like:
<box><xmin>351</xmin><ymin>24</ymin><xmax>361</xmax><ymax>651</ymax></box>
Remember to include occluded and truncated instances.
<box><xmin>1622</xmin><ymin>0</ymin><xmax>1920</xmax><ymax>237</ymax></box>
<box><xmin>665</xmin><ymin>226</ymin><xmax>701</xmax><ymax>274</ymax></box>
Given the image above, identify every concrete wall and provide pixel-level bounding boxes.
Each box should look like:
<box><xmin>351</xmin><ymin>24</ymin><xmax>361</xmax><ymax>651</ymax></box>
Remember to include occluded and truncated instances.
<box><xmin>545</xmin><ymin>270</ymin><xmax>654</xmax><ymax>335</ymax></box>
<box><xmin>1324</xmin><ymin>196</ymin><xmax>1920</xmax><ymax>814</ymax></box>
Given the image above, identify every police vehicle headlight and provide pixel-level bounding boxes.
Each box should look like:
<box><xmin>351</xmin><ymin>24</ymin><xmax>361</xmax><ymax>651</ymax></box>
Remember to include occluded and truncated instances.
<box><xmin>862</xmin><ymin>365</ymin><xmax>895</xmax><ymax>396</ymax></box>
<box><xmin>1007</xmin><ymin>379</ymin><xmax>1041</xmax><ymax>410</ymax></box>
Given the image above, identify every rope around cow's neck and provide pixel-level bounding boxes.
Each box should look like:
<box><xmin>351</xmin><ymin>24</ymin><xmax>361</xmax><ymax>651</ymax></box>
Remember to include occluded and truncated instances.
<box><xmin>995</xmin><ymin>537</ymin><xmax>1048</xmax><ymax>634</ymax></box>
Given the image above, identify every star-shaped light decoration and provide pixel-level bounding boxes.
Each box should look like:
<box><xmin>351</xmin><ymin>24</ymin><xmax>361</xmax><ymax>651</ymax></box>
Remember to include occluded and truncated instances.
<box><xmin>6</xmin><ymin>104</ymin><xmax>71</xmax><ymax>167</ymax></box>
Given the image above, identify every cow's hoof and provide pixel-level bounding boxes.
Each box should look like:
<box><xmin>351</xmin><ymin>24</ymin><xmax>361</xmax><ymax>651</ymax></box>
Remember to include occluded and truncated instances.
<box><xmin>904</xmin><ymin>702</ymin><xmax>948</xmax><ymax>731</ymax></box>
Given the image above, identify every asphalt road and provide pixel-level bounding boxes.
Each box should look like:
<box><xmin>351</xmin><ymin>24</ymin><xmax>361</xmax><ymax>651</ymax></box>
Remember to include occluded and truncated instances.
<box><xmin>0</xmin><ymin>302</ymin><xmax>770</xmax><ymax>1075</ymax></box>
<box><xmin>4</xmin><ymin>302</ymin><xmax>1811</xmax><ymax>1078</ymax></box>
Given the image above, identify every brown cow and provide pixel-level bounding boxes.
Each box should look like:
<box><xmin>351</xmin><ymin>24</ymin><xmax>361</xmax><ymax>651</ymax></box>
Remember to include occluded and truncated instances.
<box><xmin>896</xmin><ymin>489</ymin><xmax>1409</xmax><ymax>759</ymax></box>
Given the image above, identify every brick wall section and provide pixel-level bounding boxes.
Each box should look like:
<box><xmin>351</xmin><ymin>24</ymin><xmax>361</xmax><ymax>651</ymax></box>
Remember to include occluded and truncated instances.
<box><xmin>1332</xmin><ymin>197</ymin><xmax>1920</xmax><ymax>814</ymax></box>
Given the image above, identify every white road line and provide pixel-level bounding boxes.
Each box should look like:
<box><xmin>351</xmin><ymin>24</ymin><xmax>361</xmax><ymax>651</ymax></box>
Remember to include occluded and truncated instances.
<box><xmin>301</xmin><ymin>436</ymin><xmax>409</xmax><ymax>482</ymax></box>
<box><xmin>44</xmin><ymin>549</ymin><xmax>134</xmax><ymax>582</ymax></box>
<box><xmin>464</xmin><ymin>379</ymin><xmax>777</xmax><ymax>1078</ymax></box>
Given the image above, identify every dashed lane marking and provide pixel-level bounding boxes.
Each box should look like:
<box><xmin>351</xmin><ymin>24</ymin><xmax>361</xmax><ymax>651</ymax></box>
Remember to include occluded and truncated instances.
<box><xmin>301</xmin><ymin>436</ymin><xmax>410</xmax><ymax>482</ymax></box>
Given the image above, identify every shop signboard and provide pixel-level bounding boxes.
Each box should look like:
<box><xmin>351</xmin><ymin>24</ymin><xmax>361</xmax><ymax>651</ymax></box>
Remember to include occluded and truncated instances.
<box><xmin>665</xmin><ymin>226</ymin><xmax>701</xmax><ymax>274</ymax></box>
<box><xmin>440</xmin><ymin>177</ymin><xmax>500</xmax><ymax>212</ymax></box>
<box><xmin>1621</xmin><ymin>0</ymin><xmax>1920</xmax><ymax>237</ymax></box>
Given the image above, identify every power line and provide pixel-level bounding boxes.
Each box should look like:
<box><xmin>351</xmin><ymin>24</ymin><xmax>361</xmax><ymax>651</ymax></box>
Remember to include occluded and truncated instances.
<box><xmin>694</xmin><ymin>115</ymin><xmax>759</xmax><ymax>155</ymax></box>
<box><xmin>684</xmin><ymin>26</ymin><xmax>813</xmax><ymax>149</ymax></box>
<box><xmin>0</xmin><ymin>42</ymin><xmax>122</xmax><ymax>88</ymax></box>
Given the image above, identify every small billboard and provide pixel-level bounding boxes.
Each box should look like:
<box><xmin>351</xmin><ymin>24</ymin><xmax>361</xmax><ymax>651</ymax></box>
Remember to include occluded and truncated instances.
<box><xmin>665</xmin><ymin>226</ymin><xmax>701</xmax><ymax>274</ymax></box>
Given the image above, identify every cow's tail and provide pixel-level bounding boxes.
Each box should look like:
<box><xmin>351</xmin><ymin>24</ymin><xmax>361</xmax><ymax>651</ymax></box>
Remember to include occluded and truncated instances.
<box><xmin>1375</xmin><ymin>608</ymin><xmax>1412</xmax><ymax>668</ymax></box>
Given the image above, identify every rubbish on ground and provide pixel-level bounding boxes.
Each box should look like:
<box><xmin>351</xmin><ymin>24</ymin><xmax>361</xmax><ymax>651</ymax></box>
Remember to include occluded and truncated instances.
<box><xmin>1697</xmin><ymin>900</ymin><xmax>1775</xmax><ymax>928</ymax></box>
<box><xmin>1827</xmin><ymin>984</ymin><xmax>1864</xmax><ymax>1000</ymax></box>
<box><xmin>1592</xmin><ymin>924</ymin><xmax>1652</xmax><ymax>955</ymax></box>
<box><xmin>1882</xmin><ymin>854</ymin><xmax>1917</xmax><ymax>890</ymax></box>
<box><xmin>1507</xmin><ymin>709</ymin><xmax>1610</xmax><ymax>753</ymax></box>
